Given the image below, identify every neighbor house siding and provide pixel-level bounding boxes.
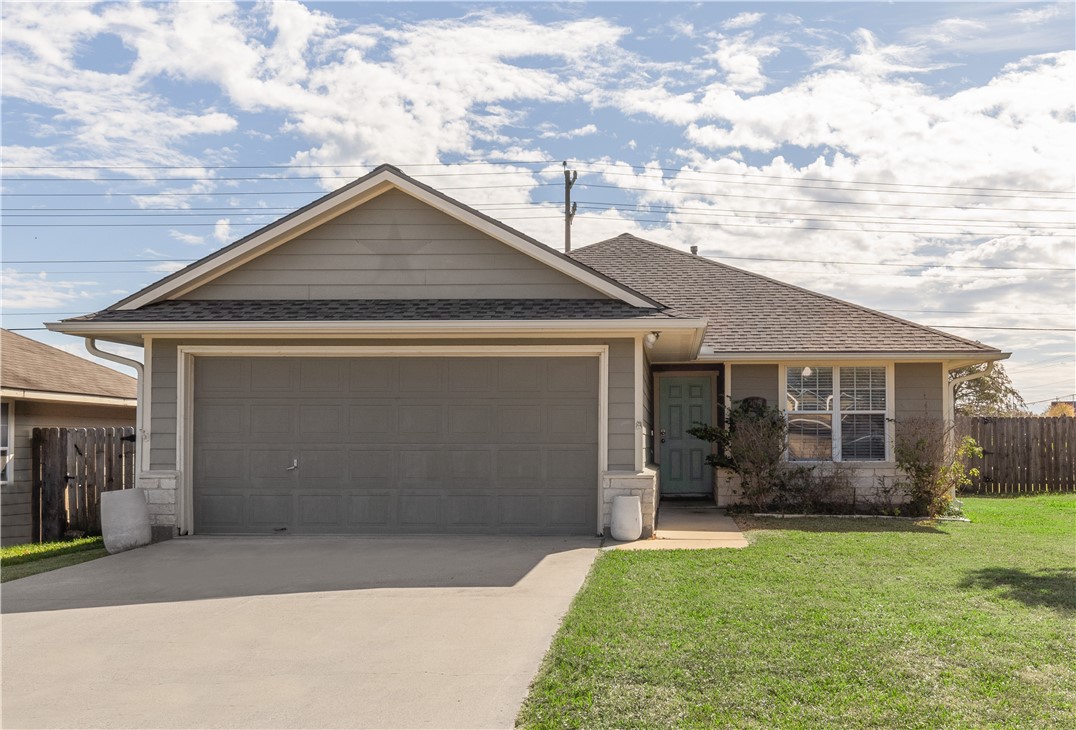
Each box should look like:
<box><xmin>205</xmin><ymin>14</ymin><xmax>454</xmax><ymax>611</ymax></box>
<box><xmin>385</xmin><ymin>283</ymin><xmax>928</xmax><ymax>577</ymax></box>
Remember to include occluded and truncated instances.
<box><xmin>729</xmin><ymin>364</ymin><xmax>779</xmax><ymax>407</ymax></box>
<box><xmin>894</xmin><ymin>362</ymin><xmax>945</xmax><ymax>422</ymax></box>
<box><xmin>179</xmin><ymin>190</ymin><xmax>606</xmax><ymax>301</ymax></box>
<box><xmin>148</xmin><ymin>337</ymin><xmax>638</xmax><ymax>472</ymax></box>
<box><xmin>2</xmin><ymin>400</ymin><xmax>135</xmax><ymax>546</ymax></box>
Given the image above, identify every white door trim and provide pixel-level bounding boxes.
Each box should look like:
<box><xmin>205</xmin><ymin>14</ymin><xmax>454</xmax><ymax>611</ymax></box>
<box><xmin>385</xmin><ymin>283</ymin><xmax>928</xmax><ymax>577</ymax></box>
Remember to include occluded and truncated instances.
<box><xmin>175</xmin><ymin>344</ymin><xmax>609</xmax><ymax>535</ymax></box>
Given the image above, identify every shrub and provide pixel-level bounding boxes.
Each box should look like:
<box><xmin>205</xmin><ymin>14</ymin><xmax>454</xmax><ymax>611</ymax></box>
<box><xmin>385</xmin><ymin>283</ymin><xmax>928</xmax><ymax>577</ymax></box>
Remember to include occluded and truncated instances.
<box><xmin>688</xmin><ymin>399</ymin><xmax>787</xmax><ymax>511</ymax></box>
<box><xmin>892</xmin><ymin>416</ymin><xmax>983</xmax><ymax>517</ymax></box>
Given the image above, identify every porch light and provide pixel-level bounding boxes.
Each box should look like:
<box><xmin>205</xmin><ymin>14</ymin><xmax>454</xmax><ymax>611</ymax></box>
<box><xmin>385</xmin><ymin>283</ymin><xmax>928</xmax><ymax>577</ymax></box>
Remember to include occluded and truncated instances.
<box><xmin>644</xmin><ymin>332</ymin><xmax>660</xmax><ymax>348</ymax></box>
<box><xmin>801</xmin><ymin>366</ymin><xmax>813</xmax><ymax>378</ymax></box>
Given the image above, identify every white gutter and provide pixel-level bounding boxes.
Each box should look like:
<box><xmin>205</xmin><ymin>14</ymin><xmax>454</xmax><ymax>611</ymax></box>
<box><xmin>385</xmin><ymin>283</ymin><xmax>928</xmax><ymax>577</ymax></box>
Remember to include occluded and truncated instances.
<box><xmin>84</xmin><ymin>338</ymin><xmax>145</xmax><ymax>475</ymax></box>
<box><xmin>948</xmin><ymin>360</ymin><xmax>995</xmax><ymax>419</ymax></box>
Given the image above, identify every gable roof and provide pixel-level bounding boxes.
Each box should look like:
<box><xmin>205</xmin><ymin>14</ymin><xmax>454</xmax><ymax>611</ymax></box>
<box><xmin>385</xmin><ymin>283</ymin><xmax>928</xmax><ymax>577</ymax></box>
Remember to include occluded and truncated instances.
<box><xmin>1</xmin><ymin>329</ymin><xmax>137</xmax><ymax>399</ymax></box>
<box><xmin>112</xmin><ymin>164</ymin><xmax>660</xmax><ymax>311</ymax></box>
<box><xmin>571</xmin><ymin>233</ymin><xmax>1004</xmax><ymax>357</ymax></box>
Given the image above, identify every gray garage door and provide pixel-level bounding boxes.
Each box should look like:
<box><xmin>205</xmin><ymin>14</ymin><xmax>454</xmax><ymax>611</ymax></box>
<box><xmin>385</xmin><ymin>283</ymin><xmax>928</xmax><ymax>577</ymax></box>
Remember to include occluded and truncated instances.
<box><xmin>192</xmin><ymin>356</ymin><xmax>598</xmax><ymax>535</ymax></box>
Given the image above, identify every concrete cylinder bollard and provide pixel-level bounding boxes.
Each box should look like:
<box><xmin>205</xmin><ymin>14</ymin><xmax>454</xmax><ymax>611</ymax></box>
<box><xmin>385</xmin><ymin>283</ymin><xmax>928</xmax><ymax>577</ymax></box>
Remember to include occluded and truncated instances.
<box><xmin>610</xmin><ymin>495</ymin><xmax>643</xmax><ymax>541</ymax></box>
<box><xmin>101</xmin><ymin>489</ymin><xmax>152</xmax><ymax>554</ymax></box>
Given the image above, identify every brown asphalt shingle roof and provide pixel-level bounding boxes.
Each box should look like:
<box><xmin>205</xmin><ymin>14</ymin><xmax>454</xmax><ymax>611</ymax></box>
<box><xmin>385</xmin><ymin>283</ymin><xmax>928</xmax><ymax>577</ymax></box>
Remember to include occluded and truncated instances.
<box><xmin>570</xmin><ymin>233</ymin><xmax>1000</xmax><ymax>354</ymax></box>
<box><xmin>1</xmin><ymin>329</ymin><xmax>137</xmax><ymax>399</ymax></box>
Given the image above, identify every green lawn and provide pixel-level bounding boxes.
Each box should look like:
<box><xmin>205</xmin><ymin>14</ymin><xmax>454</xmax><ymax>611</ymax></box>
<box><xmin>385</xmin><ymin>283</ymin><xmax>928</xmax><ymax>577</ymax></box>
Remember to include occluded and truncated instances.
<box><xmin>519</xmin><ymin>495</ymin><xmax>1075</xmax><ymax>729</ymax></box>
<box><xmin>1</xmin><ymin>537</ymin><xmax>108</xmax><ymax>583</ymax></box>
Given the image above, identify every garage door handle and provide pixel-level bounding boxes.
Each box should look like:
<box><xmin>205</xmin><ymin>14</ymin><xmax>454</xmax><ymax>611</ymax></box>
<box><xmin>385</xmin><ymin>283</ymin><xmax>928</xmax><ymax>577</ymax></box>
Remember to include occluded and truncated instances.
<box><xmin>285</xmin><ymin>459</ymin><xmax>298</xmax><ymax>471</ymax></box>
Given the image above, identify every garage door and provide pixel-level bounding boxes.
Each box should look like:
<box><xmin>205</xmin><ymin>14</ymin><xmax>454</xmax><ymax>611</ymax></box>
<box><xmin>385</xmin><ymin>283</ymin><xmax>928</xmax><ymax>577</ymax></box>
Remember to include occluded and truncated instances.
<box><xmin>192</xmin><ymin>356</ymin><xmax>598</xmax><ymax>534</ymax></box>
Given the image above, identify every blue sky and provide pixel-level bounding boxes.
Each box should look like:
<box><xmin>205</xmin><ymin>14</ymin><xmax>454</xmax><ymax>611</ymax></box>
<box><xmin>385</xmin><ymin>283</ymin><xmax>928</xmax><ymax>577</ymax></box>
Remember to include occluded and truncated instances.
<box><xmin>2</xmin><ymin>1</ymin><xmax>1074</xmax><ymax>409</ymax></box>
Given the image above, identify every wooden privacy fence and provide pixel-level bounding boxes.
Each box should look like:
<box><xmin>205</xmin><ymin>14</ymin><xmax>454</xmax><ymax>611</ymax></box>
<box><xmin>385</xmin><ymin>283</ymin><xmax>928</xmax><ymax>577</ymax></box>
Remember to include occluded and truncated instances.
<box><xmin>31</xmin><ymin>427</ymin><xmax>136</xmax><ymax>541</ymax></box>
<box><xmin>956</xmin><ymin>416</ymin><xmax>1076</xmax><ymax>494</ymax></box>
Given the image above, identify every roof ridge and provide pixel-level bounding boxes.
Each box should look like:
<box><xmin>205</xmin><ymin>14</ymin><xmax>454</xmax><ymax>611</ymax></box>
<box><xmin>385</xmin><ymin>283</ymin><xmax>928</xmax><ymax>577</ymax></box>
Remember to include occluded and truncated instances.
<box><xmin>582</xmin><ymin>232</ymin><xmax>996</xmax><ymax>353</ymax></box>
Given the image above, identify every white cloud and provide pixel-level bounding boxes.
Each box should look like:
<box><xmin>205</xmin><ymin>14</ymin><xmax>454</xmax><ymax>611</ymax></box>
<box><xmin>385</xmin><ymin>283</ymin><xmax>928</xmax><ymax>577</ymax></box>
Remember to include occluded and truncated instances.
<box><xmin>169</xmin><ymin>230</ymin><xmax>205</xmax><ymax>245</ymax></box>
<box><xmin>0</xmin><ymin>270</ymin><xmax>97</xmax><ymax>309</ymax></box>
<box><xmin>722</xmin><ymin>12</ymin><xmax>764</xmax><ymax>31</ymax></box>
<box><xmin>539</xmin><ymin>123</ymin><xmax>599</xmax><ymax>139</ymax></box>
<box><xmin>213</xmin><ymin>218</ymin><xmax>232</xmax><ymax>243</ymax></box>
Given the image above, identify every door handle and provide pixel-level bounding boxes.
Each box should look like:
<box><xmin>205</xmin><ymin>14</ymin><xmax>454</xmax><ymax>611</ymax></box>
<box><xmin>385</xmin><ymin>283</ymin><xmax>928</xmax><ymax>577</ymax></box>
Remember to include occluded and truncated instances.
<box><xmin>285</xmin><ymin>459</ymin><xmax>298</xmax><ymax>471</ymax></box>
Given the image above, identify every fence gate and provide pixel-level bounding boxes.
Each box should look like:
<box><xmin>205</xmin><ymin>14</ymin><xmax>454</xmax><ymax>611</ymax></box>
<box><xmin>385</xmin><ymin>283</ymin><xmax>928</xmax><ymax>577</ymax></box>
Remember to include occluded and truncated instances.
<box><xmin>956</xmin><ymin>416</ymin><xmax>1076</xmax><ymax>494</ymax></box>
<box><xmin>30</xmin><ymin>427</ymin><xmax>136</xmax><ymax>541</ymax></box>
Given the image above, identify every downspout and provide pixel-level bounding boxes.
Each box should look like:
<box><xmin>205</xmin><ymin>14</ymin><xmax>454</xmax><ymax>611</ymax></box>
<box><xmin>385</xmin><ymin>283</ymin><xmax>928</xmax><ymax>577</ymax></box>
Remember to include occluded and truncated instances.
<box><xmin>85</xmin><ymin>338</ymin><xmax>145</xmax><ymax>475</ymax></box>
<box><xmin>949</xmin><ymin>361</ymin><xmax>995</xmax><ymax>418</ymax></box>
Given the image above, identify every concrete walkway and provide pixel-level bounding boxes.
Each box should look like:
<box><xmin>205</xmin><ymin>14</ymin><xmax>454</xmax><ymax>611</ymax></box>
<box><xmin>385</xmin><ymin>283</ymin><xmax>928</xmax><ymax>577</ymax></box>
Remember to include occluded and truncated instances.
<box><xmin>2</xmin><ymin>535</ymin><xmax>599</xmax><ymax>729</ymax></box>
<box><xmin>609</xmin><ymin>501</ymin><xmax>749</xmax><ymax>550</ymax></box>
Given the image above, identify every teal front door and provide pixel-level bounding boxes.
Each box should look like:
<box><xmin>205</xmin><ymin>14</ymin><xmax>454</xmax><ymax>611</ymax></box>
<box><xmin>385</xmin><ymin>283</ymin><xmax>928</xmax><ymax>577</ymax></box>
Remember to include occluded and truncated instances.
<box><xmin>659</xmin><ymin>376</ymin><xmax>714</xmax><ymax>495</ymax></box>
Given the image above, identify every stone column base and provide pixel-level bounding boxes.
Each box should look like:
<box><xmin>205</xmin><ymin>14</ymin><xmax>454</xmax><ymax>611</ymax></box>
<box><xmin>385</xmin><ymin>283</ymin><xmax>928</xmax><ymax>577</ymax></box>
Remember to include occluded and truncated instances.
<box><xmin>601</xmin><ymin>468</ymin><xmax>658</xmax><ymax>537</ymax></box>
<box><xmin>136</xmin><ymin>470</ymin><xmax>179</xmax><ymax>540</ymax></box>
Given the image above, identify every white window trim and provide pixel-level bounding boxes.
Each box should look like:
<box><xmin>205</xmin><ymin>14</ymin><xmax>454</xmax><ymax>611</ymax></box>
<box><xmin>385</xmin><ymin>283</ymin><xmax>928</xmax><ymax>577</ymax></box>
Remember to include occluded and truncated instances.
<box><xmin>779</xmin><ymin>363</ymin><xmax>895</xmax><ymax>463</ymax></box>
<box><xmin>0</xmin><ymin>401</ymin><xmax>12</xmax><ymax>485</ymax></box>
<box><xmin>174</xmin><ymin>344</ymin><xmax>610</xmax><ymax>536</ymax></box>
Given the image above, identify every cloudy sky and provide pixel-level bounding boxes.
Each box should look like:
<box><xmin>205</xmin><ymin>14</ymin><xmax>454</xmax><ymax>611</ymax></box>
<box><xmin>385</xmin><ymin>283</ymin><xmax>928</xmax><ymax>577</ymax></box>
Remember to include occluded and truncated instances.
<box><xmin>2</xmin><ymin>1</ymin><xmax>1074</xmax><ymax>409</ymax></box>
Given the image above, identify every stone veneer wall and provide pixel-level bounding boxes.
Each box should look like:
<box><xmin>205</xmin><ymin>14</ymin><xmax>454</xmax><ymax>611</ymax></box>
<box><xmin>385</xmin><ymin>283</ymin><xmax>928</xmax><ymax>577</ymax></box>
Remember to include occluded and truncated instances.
<box><xmin>601</xmin><ymin>468</ymin><xmax>658</xmax><ymax>537</ymax></box>
<box><xmin>714</xmin><ymin>465</ymin><xmax>903</xmax><ymax>509</ymax></box>
<box><xmin>137</xmin><ymin>471</ymin><xmax>179</xmax><ymax>541</ymax></box>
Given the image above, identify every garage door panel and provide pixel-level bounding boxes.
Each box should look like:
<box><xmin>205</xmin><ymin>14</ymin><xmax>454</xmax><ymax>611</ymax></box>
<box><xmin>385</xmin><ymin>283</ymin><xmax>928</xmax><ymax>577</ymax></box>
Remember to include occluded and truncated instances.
<box><xmin>444</xmin><ymin>494</ymin><xmax>493</xmax><ymax>527</ymax></box>
<box><xmin>398</xmin><ymin>493</ymin><xmax>442</xmax><ymax>527</ymax></box>
<box><xmin>449</xmin><ymin>450</ymin><xmax>492</xmax><ymax>479</ymax></box>
<box><xmin>299</xmin><ymin>404</ymin><xmax>345</xmax><ymax>435</ymax></box>
<box><xmin>298</xmin><ymin>494</ymin><xmax>342</xmax><ymax>527</ymax></box>
<box><xmin>348</xmin><ymin>448</ymin><xmax>395</xmax><ymax>479</ymax></box>
<box><xmin>250</xmin><ymin>360</ymin><xmax>294</xmax><ymax>391</ymax></box>
<box><xmin>196</xmin><ymin>494</ymin><xmax>245</xmax><ymax>528</ymax></box>
<box><xmin>194</xmin><ymin>356</ymin><xmax>598</xmax><ymax>535</ymax></box>
<box><xmin>399</xmin><ymin>405</ymin><xmax>442</xmax><ymax>435</ymax></box>
<box><xmin>247</xmin><ymin>494</ymin><xmax>292</xmax><ymax>525</ymax></box>
<box><xmin>300</xmin><ymin>359</ymin><xmax>345</xmax><ymax>391</ymax></box>
<box><xmin>347</xmin><ymin>494</ymin><xmax>393</xmax><ymax>526</ymax></box>
<box><xmin>399</xmin><ymin>360</ymin><xmax>444</xmax><ymax>391</ymax></box>
<box><xmin>348</xmin><ymin>404</ymin><xmax>398</xmax><ymax>436</ymax></box>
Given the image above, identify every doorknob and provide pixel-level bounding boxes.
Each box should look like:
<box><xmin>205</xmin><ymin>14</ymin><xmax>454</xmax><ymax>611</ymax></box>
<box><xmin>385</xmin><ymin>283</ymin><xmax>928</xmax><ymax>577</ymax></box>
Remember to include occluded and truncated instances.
<box><xmin>285</xmin><ymin>459</ymin><xmax>298</xmax><ymax>471</ymax></box>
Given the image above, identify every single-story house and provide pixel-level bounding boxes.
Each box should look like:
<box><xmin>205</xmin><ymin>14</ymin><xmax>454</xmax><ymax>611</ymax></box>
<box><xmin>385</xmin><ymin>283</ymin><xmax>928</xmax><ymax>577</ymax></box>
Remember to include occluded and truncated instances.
<box><xmin>50</xmin><ymin>165</ymin><xmax>1008</xmax><ymax>539</ymax></box>
<box><xmin>1</xmin><ymin>329</ymin><xmax>137</xmax><ymax>545</ymax></box>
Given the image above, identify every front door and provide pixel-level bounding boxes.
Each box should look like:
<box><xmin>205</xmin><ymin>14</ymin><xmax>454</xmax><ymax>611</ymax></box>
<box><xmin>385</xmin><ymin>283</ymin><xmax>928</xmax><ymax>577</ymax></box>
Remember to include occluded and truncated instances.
<box><xmin>658</xmin><ymin>376</ymin><xmax>713</xmax><ymax>495</ymax></box>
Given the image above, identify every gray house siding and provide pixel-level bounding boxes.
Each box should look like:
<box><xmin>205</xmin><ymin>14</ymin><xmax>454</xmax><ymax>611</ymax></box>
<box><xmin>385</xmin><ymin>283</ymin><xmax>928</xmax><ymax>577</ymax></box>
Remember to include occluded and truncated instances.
<box><xmin>180</xmin><ymin>190</ymin><xmax>606</xmax><ymax>301</ymax></box>
<box><xmin>894</xmin><ymin>362</ymin><xmax>945</xmax><ymax>422</ymax></box>
<box><xmin>149</xmin><ymin>337</ymin><xmax>638</xmax><ymax>473</ymax></box>
<box><xmin>729</xmin><ymin>364</ymin><xmax>780</xmax><ymax>407</ymax></box>
<box><xmin>2</xmin><ymin>400</ymin><xmax>134</xmax><ymax>545</ymax></box>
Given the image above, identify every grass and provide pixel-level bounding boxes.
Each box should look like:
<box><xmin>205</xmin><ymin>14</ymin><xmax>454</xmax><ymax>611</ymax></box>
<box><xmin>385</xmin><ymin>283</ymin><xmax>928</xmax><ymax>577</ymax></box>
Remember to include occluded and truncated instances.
<box><xmin>1</xmin><ymin>537</ymin><xmax>108</xmax><ymax>583</ymax></box>
<box><xmin>519</xmin><ymin>495</ymin><xmax>1076</xmax><ymax>729</ymax></box>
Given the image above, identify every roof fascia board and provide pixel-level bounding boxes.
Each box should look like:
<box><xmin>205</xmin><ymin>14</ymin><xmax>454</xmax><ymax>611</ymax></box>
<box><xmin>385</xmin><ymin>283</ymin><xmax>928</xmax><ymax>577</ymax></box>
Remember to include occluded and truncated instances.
<box><xmin>48</xmin><ymin>318</ymin><xmax>708</xmax><ymax>337</ymax></box>
<box><xmin>699</xmin><ymin>352</ymin><xmax>1010</xmax><ymax>362</ymax></box>
<box><xmin>0</xmin><ymin>388</ymin><xmax>137</xmax><ymax>407</ymax></box>
<box><xmin>117</xmin><ymin>168</ymin><xmax>657</xmax><ymax>310</ymax></box>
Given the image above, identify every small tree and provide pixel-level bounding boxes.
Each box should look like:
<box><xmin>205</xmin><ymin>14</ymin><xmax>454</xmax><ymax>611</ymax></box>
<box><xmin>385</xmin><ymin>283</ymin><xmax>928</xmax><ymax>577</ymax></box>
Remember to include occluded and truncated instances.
<box><xmin>951</xmin><ymin>363</ymin><xmax>1029</xmax><ymax>416</ymax></box>
<box><xmin>892</xmin><ymin>416</ymin><xmax>983</xmax><ymax>517</ymax></box>
<box><xmin>688</xmin><ymin>399</ymin><xmax>788</xmax><ymax>511</ymax></box>
<box><xmin>1045</xmin><ymin>402</ymin><xmax>1075</xmax><ymax>418</ymax></box>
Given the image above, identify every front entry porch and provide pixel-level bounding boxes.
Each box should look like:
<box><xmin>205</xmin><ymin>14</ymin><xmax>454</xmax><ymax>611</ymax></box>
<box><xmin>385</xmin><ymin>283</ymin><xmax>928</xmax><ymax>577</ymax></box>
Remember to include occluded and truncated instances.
<box><xmin>609</xmin><ymin>500</ymin><xmax>748</xmax><ymax>549</ymax></box>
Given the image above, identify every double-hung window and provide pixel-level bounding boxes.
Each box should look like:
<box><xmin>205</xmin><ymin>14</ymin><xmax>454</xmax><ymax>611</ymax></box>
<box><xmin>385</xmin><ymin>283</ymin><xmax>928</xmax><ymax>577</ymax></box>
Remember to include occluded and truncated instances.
<box><xmin>785</xmin><ymin>365</ymin><xmax>889</xmax><ymax>462</ymax></box>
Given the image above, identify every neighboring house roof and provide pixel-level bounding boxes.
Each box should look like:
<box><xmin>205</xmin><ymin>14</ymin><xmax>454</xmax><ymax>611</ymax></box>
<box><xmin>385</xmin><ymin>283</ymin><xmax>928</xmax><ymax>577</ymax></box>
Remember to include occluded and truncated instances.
<box><xmin>0</xmin><ymin>329</ymin><xmax>137</xmax><ymax>399</ymax></box>
<box><xmin>571</xmin><ymin>233</ymin><xmax>1002</xmax><ymax>356</ymax></box>
<box><xmin>67</xmin><ymin>299</ymin><xmax>691</xmax><ymax>323</ymax></box>
<box><xmin>110</xmin><ymin>164</ymin><xmax>660</xmax><ymax>311</ymax></box>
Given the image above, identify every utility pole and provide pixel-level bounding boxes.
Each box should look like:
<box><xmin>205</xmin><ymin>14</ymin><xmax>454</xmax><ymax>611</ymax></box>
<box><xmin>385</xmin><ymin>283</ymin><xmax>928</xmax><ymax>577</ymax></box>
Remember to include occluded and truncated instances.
<box><xmin>563</xmin><ymin>161</ymin><xmax>577</xmax><ymax>253</ymax></box>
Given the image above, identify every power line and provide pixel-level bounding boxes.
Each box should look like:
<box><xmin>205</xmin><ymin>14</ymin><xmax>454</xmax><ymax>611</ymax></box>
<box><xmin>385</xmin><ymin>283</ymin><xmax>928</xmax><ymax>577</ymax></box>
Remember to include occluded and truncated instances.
<box><xmin>578</xmin><ymin>213</ymin><xmax>1071</xmax><ymax>238</ymax></box>
<box><xmin>923</xmin><ymin>325</ymin><xmax>1076</xmax><ymax>332</ymax></box>
<box><xmin>580</xmin><ymin>184</ymin><xmax>1073</xmax><ymax>214</ymax></box>
<box><xmin>584</xmin><ymin>168</ymin><xmax>1073</xmax><ymax>200</ymax></box>
<box><xmin>1024</xmin><ymin>393</ymin><xmax>1076</xmax><ymax>406</ymax></box>
<box><xmin>1</xmin><ymin>215</ymin><xmax>565</xmax><ymax>227</ymax></box>
<box><xmin>5</xmin><ymin>159</ymin><xmax>1073</xmax><ymax>195</ymax></box>
<box><xmin>0</xmin><ymin>183</ymin><xmax>560</xmax><ymax>197</ymax></box>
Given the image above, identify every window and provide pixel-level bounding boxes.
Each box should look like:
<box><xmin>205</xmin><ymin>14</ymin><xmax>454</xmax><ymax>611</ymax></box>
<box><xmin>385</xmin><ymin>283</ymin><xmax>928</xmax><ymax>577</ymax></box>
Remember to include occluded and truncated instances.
<box><xmin>1</xmin><ymin>402</ymin><xmax>10</xmax><ymax>484</ymax></box>
<box><xmin>785</xmin><ymin>365</ymin><xmax>889</xmax><ymax>461</ymax></box>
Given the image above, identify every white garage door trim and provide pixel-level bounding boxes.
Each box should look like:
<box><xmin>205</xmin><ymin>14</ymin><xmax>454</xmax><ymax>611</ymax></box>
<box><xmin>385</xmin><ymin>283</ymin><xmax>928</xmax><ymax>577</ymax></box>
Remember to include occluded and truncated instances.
<box><xmin>175</xmin><ymin>344</ymin><xmax>609</xmax><ymax>535</ymax></box>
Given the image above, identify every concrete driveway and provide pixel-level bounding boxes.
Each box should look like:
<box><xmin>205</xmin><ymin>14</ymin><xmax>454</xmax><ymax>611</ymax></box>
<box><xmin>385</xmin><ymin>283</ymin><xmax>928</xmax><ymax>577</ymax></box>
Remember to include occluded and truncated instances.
<box><xmin>2</xmin><ymin>535</ymin><xmax>599</xmax><ymax>729</ymax></box>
